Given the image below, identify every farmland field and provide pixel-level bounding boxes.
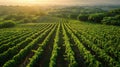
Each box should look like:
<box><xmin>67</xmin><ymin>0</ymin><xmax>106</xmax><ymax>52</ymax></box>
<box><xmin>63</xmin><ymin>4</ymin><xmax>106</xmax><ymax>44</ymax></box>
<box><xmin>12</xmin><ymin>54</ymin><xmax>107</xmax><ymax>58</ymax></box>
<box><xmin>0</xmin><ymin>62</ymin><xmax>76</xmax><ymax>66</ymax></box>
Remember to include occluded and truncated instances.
<box><xmin>0</xmin><ymin>2</ymin><xmax>120</xmax><ymax>67</ymax></box>
<box><xmin>0</xmin><ymin>19</ymin><xmax>120</xmax><ymax>67</ymax></box>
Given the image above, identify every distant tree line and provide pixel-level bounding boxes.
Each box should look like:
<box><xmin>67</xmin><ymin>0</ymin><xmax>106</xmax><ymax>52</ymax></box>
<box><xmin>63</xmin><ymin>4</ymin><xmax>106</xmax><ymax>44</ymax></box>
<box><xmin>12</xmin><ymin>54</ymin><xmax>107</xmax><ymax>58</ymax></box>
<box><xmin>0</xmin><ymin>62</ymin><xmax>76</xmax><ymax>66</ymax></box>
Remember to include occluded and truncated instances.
<box><xmin>52</xmin><ymin>7</ymin><xmax>120</xmax><ymax>26</ymax></box>
<box><xmin>0</xmin><ymin>6</ymin><xmax>47</xmax><ymax>24</ymax></box>
<box><xmin>50</xmin><ymin>7</ymin><xmax>104</xmax><ymax>19</ymax></box>
<box><xmin>0</xmin><ymin>6</ymin><xmax>48</xmax><ymax>28</ymax></box>
<box><xmin>78</xmin><ymin>9</ymin><xmax>120</xmax><ymax>26</ymax></box>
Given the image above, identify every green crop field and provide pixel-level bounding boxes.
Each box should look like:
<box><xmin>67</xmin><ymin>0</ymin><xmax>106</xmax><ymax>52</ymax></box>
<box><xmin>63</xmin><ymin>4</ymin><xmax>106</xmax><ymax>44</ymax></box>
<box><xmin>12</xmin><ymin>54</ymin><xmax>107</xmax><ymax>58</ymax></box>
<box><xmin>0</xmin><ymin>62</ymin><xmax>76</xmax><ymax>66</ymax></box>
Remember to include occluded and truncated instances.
<box><xmin>0</xmin><ymin>19</ymin><xmax>120</xmax><ymax>67</ymax></box>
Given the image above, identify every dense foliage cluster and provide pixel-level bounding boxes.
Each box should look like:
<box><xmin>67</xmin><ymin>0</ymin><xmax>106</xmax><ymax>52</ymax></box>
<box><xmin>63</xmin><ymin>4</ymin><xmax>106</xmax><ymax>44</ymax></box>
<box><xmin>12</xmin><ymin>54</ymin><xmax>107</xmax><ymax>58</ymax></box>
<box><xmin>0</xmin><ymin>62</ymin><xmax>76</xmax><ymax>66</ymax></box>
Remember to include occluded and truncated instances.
<box><xmin>78</xmin><ymin>9</ymin><xmax>120</xmax><ymax>26</ymax></box>
<box><xmin>0</xmin><ymin>20</ymin><xmax>15</xmax><ymax>28</ymax></box>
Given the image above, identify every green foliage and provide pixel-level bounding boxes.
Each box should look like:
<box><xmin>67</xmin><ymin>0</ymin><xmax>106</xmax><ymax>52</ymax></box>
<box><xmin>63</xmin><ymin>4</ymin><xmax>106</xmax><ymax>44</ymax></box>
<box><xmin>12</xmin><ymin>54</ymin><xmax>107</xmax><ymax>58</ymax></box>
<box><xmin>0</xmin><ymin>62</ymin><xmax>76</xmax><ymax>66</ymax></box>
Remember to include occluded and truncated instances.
<box><xmin>77</xmin><ymin>14</ymin><xmax>89</xmax><ymax>21</ymax></box>
<box><xmin>68</xmin><ymin>20</ymin><xmax>120</xmax><ymax>67</ymax></box>
<box><xmin>115</xmin><ymin>15</ymin><xmax>120</xmax><ymax>19</ymax></box>
<box><xmin>49</xmin><ymin>24</ymin><xmax>60</xmax><ymax>67</ymax></box>
<box><xmin>64</xmin><ymin>23</ymin><xmax>102</xmax><ymax>67</ymax></box>
<box><xmin>3</xmin><ymin>60</ymin><xmax>15</xmax><ymax>67</ymax></box>
<box><xmin>50</xmin><ymin>6</ymin><xmax>104</xmax><ymax>20</ymax></box>
<box><xmin>0</xmin><ymin>20</ymin><xmax>120</xmax><ymax>67</ymax></box>
<box><xmin>62</xmin><ymin>24</ymin><xmax>78</xmax><ymax>67</ymax></box>
<box><xmin>102</xmin><ymin>16</ymin><xmax>120</xmax><ymax>26</ymax></box>
<box><xmin>88</xmin><ymin>13</ymin><xmax>106</xmax><ymax>23</ymax></box>
<box><xmin>2</xmin><ymin>24</ymin><xmax>54</xmax><ymax>67</ymax></box>
<box><xmin>107</xmin><ymin>9</ymin><xmax>120</xmax><ymax>16</ymax></box>
<box><xmin>70</xmin><ymin>14</ymin><xmax>78</xmax><ymax>20</ymax></box>
<box><xmin>27</xmin><ymin>24</ymin><xmax>56</xmax><ymax>67</ymax></box>
<box><xmin>76</xmin><ymin>8</ymin><xmax>120</xmax><ymax>26</ymax></box>
<box><xmin>0</xmin><ymin>20</ymin><xmax>15</xmax><ymax>28</ymax></box>
<box><xmin>21</xmin><ymin>18</ymin><xmax>32</xmax><ymax>23</ymax></box>
<box><xmin>0</xmin><ymin>6</ymin><xmax>48</xmax><ymax>24</ymax></box>
<box><xmin>0</xmin><ymin>6</ymin><xmax>120</xmax><ymax>67</ymax></box>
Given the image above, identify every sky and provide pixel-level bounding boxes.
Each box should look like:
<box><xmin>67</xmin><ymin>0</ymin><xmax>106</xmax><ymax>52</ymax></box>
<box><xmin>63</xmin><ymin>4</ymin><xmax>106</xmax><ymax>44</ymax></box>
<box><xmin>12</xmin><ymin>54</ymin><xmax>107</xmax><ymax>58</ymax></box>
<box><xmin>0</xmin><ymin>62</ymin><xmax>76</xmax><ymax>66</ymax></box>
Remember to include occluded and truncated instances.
<box><xmin>0</xmin><ymin>0</ymin><xmax>120</xmax><ymax>6</ymax></box>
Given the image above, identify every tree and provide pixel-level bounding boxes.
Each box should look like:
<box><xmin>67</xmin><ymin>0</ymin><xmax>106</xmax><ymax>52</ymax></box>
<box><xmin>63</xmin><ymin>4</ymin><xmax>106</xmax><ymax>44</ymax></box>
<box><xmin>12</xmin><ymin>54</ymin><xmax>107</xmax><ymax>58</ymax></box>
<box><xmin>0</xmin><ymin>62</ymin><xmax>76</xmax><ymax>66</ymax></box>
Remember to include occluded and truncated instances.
<box><xmin>0</xmin><ymin>20</ymin><xmax>16</xmax><ymax>28</ymax></box>
<box><xmin>107</xmin><ymin>9</ymin><xmax>120</xmax><ymax>16</ymax></box>
<box><xmin>102</xmin><ymin>17</ymin><xmax>120</xmax><ymax>26</ymax></box>
<box><xmin>77</xmin><ymin>14</ymin><xmax>89</xmax><ymax>21</ymax></box>
<box><xmin>88</xmin><ymin>13</ymin><xmax>106</xmax><ymax>23</ymax></box>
